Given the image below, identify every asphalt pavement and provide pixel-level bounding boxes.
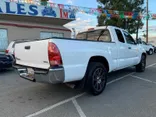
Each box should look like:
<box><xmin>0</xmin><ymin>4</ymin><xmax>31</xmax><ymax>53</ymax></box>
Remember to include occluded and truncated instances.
<box><xmin>0</xmin><ymin>54</ymin><xmax>156</xmax><ymax>117</ymax></box>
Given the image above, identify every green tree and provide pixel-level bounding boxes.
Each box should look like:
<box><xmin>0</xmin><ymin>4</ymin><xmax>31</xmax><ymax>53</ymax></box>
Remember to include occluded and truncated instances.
<box><xmin>97</xmin><ymin>0</ymin><xmax>145</xmax><ymax>34</ymax></box>
<box><xmin>40</xmin><ymin>0</ymin><xmax>48</xmax><ymax>6</ymax></box>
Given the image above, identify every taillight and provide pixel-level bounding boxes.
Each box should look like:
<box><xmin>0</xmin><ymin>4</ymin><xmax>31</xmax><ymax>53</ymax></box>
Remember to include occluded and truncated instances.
<box><xmin>5</xmin><ymin>50</ymin><xmax>9</xmax><ymax>54</ymax></box>
<box><xmin>48</xmin><ymin>42</ymin><xmax>62</xmax><ymax>66</ymax></box>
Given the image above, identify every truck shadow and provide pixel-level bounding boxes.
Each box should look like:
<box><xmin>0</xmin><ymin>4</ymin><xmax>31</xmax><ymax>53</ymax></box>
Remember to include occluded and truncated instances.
<box><xmin>107</xmin><ymin>67</ymin><xmax>135</xmax><ymax>82</ymax></box>
<box><xmin>32</xmin><ymin>67</ymin><xmax>135</xmax><ymax>98</ymax></box>
<box><xmin>0</xmin><ymin>67</ymin><xmax>137</xmax><ymax>115</ymax></box>
<box><xmin>1</xmin><ymin>67</ymin><xmax>136</xmax><ymax>101</ymax></box>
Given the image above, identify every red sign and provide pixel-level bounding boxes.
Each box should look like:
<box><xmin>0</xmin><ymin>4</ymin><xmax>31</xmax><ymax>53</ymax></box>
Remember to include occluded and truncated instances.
<box><xmin>60</xmin><ymin>9</ymin><xmax>69</xmax><ymax>19</ymax></box>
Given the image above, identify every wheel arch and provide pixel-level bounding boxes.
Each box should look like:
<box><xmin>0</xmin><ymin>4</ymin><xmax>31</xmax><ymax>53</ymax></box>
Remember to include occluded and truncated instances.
<box><xmin>142</xmin><ymin>52</ymin><xmax>147</xmax><ymax>58</ymax></box>
<box><xmin>77</xmin><ymin>56</ymin><xmax>110</xmax><ymax>90</ymax></box>
<box><xmin>87</xmin><ymin>56</ymin><xmax>109</xmax><ymax>72</ymax></box>
<box><xmin>149</xmin><ymin>48</ymin><xmax>153</xmax><ymax>51</ymax></box>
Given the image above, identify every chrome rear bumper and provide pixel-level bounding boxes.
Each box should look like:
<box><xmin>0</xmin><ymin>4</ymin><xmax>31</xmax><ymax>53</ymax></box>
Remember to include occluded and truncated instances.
<box><xmin>15</xmin><ymin>65</ymin><xmax>65</xmax><ymax>84</ymax></box>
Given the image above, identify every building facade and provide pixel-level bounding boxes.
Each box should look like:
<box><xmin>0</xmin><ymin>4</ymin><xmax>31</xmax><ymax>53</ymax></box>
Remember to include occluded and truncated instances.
<box><xmin>0</xmin><ymin>0</ymin><xmax>75</xmax><ymax>51</ymax></box>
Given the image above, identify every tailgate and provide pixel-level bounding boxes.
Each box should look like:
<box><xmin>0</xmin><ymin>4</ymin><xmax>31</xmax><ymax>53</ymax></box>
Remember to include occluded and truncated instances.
<box><xmin>15</xmin><ymin>40</ymin><xmax>50</xmax><ymax>69</ymax></box>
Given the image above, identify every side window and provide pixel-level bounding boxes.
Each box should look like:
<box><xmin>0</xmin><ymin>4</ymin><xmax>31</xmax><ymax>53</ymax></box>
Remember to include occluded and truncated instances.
<box><xmin>136</xmin><ymin>39</ymin><xmax>142</xmax><ymax>44</ymax></box>
<box><xmin>123</xmin><ymin>32</ymin><xmax>136</xmax><ymax>45</ymax></box>
<box><xmin>115</xmin><ymin>29</ymin><xmax>125</xmax><ymax>43</ymax></box>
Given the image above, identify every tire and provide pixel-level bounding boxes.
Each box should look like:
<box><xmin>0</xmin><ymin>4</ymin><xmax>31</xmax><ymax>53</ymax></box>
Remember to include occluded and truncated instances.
<box><xmin>85</xmin><ymin>62</ymin><xmax>108</xmax><ymax>96</ymax></box>
<box><xmin>136</xmin><ymin>55</ymin><xmax>146</xmax><ymax>72</ymax></box>
<box><xmin>148</xmin><ymin>49</ymin><xmax>153</xmax><ymax>55</ymax></box>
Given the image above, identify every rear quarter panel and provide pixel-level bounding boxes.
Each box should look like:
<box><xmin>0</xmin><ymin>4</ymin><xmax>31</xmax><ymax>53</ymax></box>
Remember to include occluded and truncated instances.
<box><xmin>51</xmin><ymin>39</ymin><xmax>117</xmax><ymax>82</ymax></box>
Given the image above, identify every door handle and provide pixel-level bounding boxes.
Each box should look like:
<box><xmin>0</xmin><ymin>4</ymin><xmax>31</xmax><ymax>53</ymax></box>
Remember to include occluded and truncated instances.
<box><xmin>25</xmin><ymin>46</ymin><xmax>30</xmax><ymax>50</ymax></box>
<box><xmin>128</xmin><ymin>47</ymin><xmax>132</xmax><ymax>49</ymax></box>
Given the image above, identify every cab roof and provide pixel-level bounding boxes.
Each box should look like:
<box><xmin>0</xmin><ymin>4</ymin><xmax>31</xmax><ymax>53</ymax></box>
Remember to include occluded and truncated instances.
<box><xmin>78</xmin><ymin>26</ymin><xmax>124</xmax><ymax>34</ymax></box>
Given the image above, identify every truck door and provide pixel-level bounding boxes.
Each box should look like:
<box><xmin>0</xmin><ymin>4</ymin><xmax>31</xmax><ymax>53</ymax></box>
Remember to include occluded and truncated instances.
<box><xmin>123</xmin><ymin>31</ymin><xmax>139</xmax><ymax>65</ymax></box>
<box><xmin>115</xmin><ymin>29</ymin><xmax>130</xmax><ymax>69</ymax></box>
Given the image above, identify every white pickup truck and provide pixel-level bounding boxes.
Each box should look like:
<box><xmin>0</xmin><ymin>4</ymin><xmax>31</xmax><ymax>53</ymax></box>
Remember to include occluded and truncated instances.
<box><xmin>14</xmin><ymin>26</ymin><xmax>146</xmax><ymax>95</ymax></box>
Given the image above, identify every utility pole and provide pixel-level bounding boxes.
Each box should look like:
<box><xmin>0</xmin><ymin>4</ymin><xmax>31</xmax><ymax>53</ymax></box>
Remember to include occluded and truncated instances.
<box><xmin>136</xmin><ymin>19</ymin><xmax>140</xmax><ymax>40</ymax></box>
<box><xmin>124</xmin><ymin>19</ymin><xmax>128</xmax><ymax>30</ymax></box>
<box><xmin>146</xmin><ymin>0</ymin><xmax>149</xmax><ymax>43</ymax></box>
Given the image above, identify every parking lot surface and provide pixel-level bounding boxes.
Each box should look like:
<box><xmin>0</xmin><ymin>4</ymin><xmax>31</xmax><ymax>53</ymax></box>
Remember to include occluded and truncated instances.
<box><xmin>0</xmin><ymin>54</ymin><xmax>156</xmax><ymax>117</ymax></box>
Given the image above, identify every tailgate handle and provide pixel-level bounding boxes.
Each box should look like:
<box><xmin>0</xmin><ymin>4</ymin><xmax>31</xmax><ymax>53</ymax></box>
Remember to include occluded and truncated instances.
<box><xmin>25</xmin><ymin>46</ymin><xmax>31</xmax><ymax>50</ymax></box>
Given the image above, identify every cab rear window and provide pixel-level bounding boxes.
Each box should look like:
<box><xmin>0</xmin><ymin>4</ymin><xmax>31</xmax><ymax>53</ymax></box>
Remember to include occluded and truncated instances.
<box><xmin>76</xmin><ymin>33</ymin><xmax>87</xmax><ymax>40</ymax></box>
<box><xmin>76</xmin><ymin>29</ymin><xmax>111</xmax><ymax>42</ymax></box>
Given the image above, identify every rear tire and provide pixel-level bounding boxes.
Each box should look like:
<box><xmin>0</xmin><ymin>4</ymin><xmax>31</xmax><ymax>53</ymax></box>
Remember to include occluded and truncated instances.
<box><xmin>85</xmin><ymin>62</ymin><xmax>107</xmax><ymax>96</ymax></box>
<box><xmin>136</xmin><ymin>55</ymin><xmax>146</xmax><ymax>72</ymax></box>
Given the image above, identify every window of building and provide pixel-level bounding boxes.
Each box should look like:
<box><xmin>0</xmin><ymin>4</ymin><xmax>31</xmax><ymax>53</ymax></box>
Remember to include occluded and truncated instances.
<box><xmin>0</xmin><ymin>29</ymin><xmax>8</xmax><ymax>51</ymax></box>
<box><xmin>115</xmin><ymin>29</ymin><xmax>125</xmax><ymax>43</ymax></box>
<box><xmin>40</xmin><ymin>32</ymin><xmax>64</xmax><ymax>39</ymax></box>
<box><xmin>123</xmin><ymin>31</ymin><xmax>136</xmax><ymax>45</ymax></box>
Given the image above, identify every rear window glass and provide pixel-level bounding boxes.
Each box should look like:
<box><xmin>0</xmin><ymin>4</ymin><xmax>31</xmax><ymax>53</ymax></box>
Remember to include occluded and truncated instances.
<box><xmin>87</xmin><ymin>30</ymin><xmax>101</xmax><ymax>41</ymax></box>
<box><xmin>76</xmin><ymin>29</ymin><xmax>111</xmax><ymax>42</ymax></box>
<box><xmin>76</xmin><ymin>33</ymin><xmax>87</xmax><ymax>40</ymax></box>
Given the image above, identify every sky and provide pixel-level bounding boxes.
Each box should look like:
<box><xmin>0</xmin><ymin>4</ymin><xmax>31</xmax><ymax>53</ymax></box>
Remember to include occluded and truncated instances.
<box><xmin>52</xmin><ymin>0</ymin><xmax>156</xmax><ymax>37</ymax></box>
<box><xmin>141</xmin><ymin>0</ymin><xmax>156</xmax><ymax>37</ymax></box>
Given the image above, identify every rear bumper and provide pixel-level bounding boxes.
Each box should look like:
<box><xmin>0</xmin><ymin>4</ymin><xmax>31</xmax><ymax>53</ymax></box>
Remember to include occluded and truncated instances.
<box><xmin>14</xmin><ymin>65</ymin><xmax>65</xmax><ymax>84</ymax></box>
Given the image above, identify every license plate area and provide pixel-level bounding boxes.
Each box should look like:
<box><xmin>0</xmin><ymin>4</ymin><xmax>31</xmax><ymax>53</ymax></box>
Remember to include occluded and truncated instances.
<box><xmin>27</xmin><ymin>68</ymin><xmax>34</xmax><ymax>80</ymax></box>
